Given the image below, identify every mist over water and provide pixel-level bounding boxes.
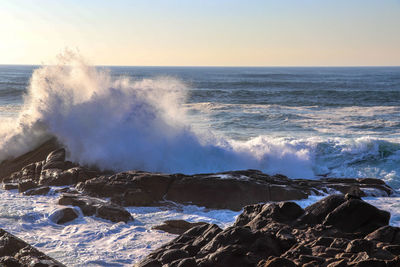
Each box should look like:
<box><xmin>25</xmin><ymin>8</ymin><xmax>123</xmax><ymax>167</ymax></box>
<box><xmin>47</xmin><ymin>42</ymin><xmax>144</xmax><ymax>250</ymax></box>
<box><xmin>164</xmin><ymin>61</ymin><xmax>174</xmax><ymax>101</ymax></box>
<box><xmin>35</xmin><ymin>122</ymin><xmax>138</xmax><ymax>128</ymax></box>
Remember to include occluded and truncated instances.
<box><xmin>0</xmin><ymin>54</ymin><xmax>399</xmax><ymax>185</ymax></box>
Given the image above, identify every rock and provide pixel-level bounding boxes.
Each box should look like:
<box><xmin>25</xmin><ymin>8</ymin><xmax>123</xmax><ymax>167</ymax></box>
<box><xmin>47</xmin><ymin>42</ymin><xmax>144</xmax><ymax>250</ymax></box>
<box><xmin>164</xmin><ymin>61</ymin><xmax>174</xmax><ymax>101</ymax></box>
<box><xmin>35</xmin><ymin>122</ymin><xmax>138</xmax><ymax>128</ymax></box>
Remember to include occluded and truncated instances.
<box><xmin>0</xmin><ymin>138</ymin><xmax>60</xmax><ymax>182</ymax></box>
<box><xmin>297</xmin><ymin>194</ymin><xmax>346</xmax><ymax>225</ymax></box>
<box><xmin>260</xmin><ymin>257</ymin><xmax>297</xmax><ymax>267</ymax></box>
<box><xmin>58</xmin><ymin>193</ymin><xmax>133</xmax><ymax>223</ymax></box>
<box><xmin>0</xmin><ymin>228</ymin><xmax>64</xmax><ymax>266</ymax></box>
<box><xmin>323</xmin><ymin>199</ymin><xmax>390</xmax><ymax>234</ymax></box>
<box><xmin>23</xmin><ymin>186</ymin><xmax>50</xmax><ymax>196</ymax></box>
<box><xmin>18</xmin><ymin>180</ymin><xmax>37</xmax><ymax>193</ymax></box>
<box><xmin>165</xmin><ymin>176</ymin><xmax>307</xmax><ymax>211</ymax></box>
<box><xmin>234</xmin><ymin>202</ymin><xmax>304</xmax><ymax>230</ymax></box>
<box><xmin>139</xmin><ymin>195</ymin><xmax>398</xmax><ymax>267</ymax></box>
<box><xmin>2</xmin><ymin>183</ymin><xmax>18</xmax><ymax>190</ymax></box>
<box><xmin>365</xmin><ymin>226</ymin><xmax>400</xmax><ymax>244</ymax></box>
<box><xmin>49</xmin><ymin>208</ymin><xmax>79</xmax><ymax>224</ymax></box>
<box><xmin>152</xmin><ymin>220</ymin><xmax>208</xmax><ymax>235</ymax></box>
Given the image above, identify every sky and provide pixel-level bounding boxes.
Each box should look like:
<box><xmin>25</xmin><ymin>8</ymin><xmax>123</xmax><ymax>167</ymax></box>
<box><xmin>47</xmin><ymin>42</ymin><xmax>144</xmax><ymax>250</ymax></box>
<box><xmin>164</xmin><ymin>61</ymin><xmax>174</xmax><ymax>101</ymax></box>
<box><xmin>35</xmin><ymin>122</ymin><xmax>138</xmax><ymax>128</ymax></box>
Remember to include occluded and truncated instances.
<box><xmin>0</xmin><ymin>0</ymin><xmax>399</xmax><ymax>66</ymax></box>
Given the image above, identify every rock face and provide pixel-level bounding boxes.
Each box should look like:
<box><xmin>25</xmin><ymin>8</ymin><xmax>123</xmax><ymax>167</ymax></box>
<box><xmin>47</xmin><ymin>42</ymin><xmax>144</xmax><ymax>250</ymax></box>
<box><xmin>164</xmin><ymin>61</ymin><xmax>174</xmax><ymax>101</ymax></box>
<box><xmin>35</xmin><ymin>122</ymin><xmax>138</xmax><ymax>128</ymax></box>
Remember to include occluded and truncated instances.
<box><xmin>58</xmin><ymin>193</ymin><xmax>133</xmax><ymax>223</ymax></box>
<box><xmin>1</xmin><ymin>144</ymin><xmax>395</xmax><ymax>211</ymax></box>
<box><xmin>139</xmin><ymin>194</ymin><xmax>400</xmax><ymax>267</ymax></box>
<box><xmin>77</xmin><ymin>170</ymin><xmax>394</xmax><ymax>211</ymax></box>
<box><xmin>0</xmin><ymin>228</ymin><xmax>65</xmax><ymax>266</ymax></box>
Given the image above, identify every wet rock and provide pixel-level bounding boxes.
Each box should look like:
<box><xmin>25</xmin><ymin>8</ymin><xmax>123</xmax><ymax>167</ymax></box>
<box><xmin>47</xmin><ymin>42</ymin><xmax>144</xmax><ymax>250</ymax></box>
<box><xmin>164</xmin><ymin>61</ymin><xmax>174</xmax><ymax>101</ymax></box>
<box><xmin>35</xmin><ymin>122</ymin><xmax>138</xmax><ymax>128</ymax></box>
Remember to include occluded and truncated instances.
<box><xmin>58</xmin><ymin>193</ymin><xmax>133</xmax><ymax>223</ymax></box>
<box><xmin>49</xmin><ymin>208</ymin><xmax>79</xmax><ymax>224</ymax></box>
<box><xmin>18</xmin><ymin>180</ymin><xmax>37</xmax><ymax>193</ymax></box>
<box><xmin>23</xmin><ymin>186</ymin><xmax>50</xmax><ymax>196</ymax></box>
<box><xmin>2</xmin><ymin>183</ymin><xmax>18</xmax><ymax>190</ymax></box>
<box><xmin>140</xmin><ymin>195</ymin><xmax>399</xmax><ymax>267</ymax></box>
<box><xmin>152</xmin><ymin>220</ymin><xmax>208</xmax><ymax>235</ymax></box>
<box><xmin>0</xmin><ymin>228</ymin><xmax>64</xmax><ymax>266</ymax></box>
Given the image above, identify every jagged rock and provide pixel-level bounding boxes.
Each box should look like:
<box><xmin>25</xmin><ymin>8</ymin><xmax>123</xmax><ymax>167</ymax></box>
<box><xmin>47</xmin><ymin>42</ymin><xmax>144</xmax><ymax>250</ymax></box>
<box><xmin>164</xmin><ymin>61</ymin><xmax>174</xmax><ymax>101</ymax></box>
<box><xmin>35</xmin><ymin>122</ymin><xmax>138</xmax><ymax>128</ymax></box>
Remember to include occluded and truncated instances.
<box><xmin>0</xmin><ymin>138</ymin><xmax>61</xmax><ymax>182</ymax></box>
<box><xmin>49</xmin><ymin>208</ymin><xmax>79</xmax><ymax>224</ymax></box>
<box><xmin>139</xmin><ymin>195</ymin><xmax>399</xmax><ymax>267</ymax></box>
<box><xmin>152</xmin><ymin>220</ymin><xmax>208</xmax><ymax>235</ymax></box>
<box><xmin>365</xmin><ymin>226</ymin><xmax>400</xmax><ymax>244</ymax></box>
<box><xmin>323</xmin><ymin>199</ymin><xmax>390</xmax><ymax>234</ymax></box>
<box><xmin>58</xmin><ymin>193</ymin><xmax>133</xmax><ymax>223</ymax></box>
<box><xmin>23</xmin><ymin>186</ymin><xmax>50</xmax><ymax>196</ymax></box>
<box><xmin>0</xmin><ymin>228</ymin><xmax>64</xmax><ymax>266</ymax></box>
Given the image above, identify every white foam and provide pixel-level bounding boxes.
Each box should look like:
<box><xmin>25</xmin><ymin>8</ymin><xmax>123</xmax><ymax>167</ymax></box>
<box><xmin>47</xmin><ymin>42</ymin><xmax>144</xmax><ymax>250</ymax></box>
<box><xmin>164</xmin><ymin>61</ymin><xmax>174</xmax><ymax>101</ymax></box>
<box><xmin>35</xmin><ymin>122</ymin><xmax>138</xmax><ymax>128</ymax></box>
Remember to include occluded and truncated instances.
<box><xmin>0</xmin><ymin>188</ymin><xmax>239</xmax><ymax>266</ymax></box>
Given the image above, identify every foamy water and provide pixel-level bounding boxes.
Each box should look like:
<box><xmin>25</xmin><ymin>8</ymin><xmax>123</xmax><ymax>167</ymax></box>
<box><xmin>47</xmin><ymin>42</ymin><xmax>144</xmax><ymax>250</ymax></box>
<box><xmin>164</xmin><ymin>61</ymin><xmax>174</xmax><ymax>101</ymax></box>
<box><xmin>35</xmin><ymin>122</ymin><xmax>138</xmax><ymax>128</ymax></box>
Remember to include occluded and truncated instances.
<box><xmin>0</xmin><ymin>188</ymin><xmax>239</xmax><ymax>266</ymax></box>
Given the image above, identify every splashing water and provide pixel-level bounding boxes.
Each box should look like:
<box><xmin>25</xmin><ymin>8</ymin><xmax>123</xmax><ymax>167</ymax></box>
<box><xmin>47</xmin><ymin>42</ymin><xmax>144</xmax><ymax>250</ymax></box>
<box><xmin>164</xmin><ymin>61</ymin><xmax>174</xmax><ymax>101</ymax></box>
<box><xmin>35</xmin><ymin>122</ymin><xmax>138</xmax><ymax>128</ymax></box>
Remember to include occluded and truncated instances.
<box><xmin>0</xmin><ymin>52</ymin><xmax>314</xmax><ymax>177</ymax></box>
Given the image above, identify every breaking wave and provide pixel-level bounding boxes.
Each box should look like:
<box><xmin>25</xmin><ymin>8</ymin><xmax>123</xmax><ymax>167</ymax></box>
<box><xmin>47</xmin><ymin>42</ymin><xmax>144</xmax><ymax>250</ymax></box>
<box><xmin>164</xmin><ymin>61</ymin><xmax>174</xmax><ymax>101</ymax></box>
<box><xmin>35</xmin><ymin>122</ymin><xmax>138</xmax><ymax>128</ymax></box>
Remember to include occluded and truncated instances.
<box><xmin>0</xmin><ymin>52</ymin><xmax>314</xmax><ymax>177</ymax></box>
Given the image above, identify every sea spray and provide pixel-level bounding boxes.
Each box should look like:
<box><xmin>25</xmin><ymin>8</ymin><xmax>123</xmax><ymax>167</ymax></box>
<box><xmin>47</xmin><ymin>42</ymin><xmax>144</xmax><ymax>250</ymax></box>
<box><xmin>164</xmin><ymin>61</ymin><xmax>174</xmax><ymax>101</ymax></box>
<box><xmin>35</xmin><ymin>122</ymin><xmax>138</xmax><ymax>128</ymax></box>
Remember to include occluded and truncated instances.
<box><xmin>0</xmin><ymin>52</ymin><xmax>314</xmax><ymax>176</ymax></box>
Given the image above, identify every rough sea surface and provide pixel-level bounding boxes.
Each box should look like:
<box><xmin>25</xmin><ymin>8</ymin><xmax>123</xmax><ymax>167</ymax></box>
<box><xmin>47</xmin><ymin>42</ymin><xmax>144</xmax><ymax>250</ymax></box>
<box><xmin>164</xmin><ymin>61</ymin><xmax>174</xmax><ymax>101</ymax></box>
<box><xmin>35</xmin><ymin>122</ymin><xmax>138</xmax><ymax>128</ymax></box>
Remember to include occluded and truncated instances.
<box><xmin>0</xmin><ymin>62</ymin><xmax>399</xmax><ymax>265</ymax></box>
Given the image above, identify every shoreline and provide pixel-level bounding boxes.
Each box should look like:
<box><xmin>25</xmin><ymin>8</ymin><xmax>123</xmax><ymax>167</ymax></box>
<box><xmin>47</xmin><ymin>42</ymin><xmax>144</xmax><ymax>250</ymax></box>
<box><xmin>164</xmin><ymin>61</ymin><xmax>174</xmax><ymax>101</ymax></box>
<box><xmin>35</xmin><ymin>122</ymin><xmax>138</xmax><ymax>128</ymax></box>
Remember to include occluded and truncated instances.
<box><xmin>0</xmin><ymin>139</ymin><xmax>399</xmax><ymax>266</ymax></box>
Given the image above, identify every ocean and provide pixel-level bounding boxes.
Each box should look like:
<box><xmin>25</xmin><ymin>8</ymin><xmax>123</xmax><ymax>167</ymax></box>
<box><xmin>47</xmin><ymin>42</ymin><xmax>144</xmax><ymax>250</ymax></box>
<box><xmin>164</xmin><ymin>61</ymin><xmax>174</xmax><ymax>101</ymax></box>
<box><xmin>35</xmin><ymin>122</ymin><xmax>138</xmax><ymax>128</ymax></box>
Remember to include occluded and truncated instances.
<box><xmin>0</xmin><ymin>61</ymin><xmax>400</xmax><ymax>265</ymax></box>
<box><xmin>1</xmin><ymin>64</ymin><xmax>400</xmax><ymax>187</ymax></box>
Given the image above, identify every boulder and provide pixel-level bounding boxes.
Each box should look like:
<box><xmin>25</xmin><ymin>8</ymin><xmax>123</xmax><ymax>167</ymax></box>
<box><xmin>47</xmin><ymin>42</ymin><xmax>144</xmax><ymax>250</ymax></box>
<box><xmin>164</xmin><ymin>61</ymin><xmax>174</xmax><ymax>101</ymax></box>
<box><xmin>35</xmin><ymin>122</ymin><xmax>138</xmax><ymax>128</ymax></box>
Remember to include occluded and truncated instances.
<box><xmin>323</xmin><ymin>199</ymin><xmax>390</xmax><ymax>234</ymax></box>
<box><xmin>49</xmin><ymin>207</ymin><xmax>79</xmax><ymax>224</ymax></box>
<box><xmin>23</xmin><ymin>186</ymin><xmax>50</xmax><ymax>196</ymax></box>
<box><xmin>18</xmin><ymin>181</ymin><xmax>37</xmax><ymax>193</ymax></box>
<box><xmin>140</xmin><ymin>195</ymin><xmax>397</xmax><ymax>267</ymax></box>
<box><xmin>58</xmin><ymin>193</ymin><xmax>133</xmax><ymax>223</ymax></box>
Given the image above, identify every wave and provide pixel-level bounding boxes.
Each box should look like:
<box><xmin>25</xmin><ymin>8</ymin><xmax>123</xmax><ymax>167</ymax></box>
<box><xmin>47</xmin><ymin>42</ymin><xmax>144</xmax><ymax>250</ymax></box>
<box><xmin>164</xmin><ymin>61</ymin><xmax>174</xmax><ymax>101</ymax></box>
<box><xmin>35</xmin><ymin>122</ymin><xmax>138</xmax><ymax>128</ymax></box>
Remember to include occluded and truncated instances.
<box><xmin>0</xmin><ymin>52</ymin><xmax>399</xmax><ymax>185</ymax></box>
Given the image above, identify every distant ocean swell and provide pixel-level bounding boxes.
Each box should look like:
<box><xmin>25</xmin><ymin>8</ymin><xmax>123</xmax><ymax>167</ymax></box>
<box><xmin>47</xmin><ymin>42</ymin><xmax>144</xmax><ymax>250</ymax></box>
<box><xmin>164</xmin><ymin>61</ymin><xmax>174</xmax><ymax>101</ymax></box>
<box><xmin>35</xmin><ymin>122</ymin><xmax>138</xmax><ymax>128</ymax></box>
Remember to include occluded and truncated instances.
<box><xmin>0</xmin><ymin>53</ymin><xmax>399</xmax><ymax>189</ymax></box>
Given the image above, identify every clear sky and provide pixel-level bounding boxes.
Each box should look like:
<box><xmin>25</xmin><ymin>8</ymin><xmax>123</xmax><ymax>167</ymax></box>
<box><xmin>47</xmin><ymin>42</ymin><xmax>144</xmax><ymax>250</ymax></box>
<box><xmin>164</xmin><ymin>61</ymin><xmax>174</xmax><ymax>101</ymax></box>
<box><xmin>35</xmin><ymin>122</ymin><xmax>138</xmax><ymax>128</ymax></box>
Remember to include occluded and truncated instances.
<box><xmin>1</xmin><ymin>0</ymin><xmax>399</xmax><ymax>66</ymax></box>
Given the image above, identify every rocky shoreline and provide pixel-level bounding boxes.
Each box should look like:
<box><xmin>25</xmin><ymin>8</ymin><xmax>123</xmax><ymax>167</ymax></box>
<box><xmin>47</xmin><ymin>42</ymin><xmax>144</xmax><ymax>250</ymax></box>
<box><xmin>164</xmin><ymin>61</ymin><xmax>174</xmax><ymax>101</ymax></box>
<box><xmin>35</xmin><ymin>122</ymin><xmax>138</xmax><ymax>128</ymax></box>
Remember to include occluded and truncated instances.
<box><xmin>0</xmin><ymin>139</ymin><xmax>399</xmax><ymax>266</ymax></box>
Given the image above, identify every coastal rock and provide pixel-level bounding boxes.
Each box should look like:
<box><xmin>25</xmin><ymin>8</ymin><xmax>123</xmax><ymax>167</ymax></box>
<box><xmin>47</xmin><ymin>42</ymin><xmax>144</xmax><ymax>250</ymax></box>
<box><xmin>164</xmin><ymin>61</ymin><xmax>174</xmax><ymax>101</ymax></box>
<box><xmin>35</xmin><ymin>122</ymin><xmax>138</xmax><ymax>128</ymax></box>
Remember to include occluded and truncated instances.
<box><xmin>2</xmin><ymin>147</ymin><xmax>396</xmax><ymax>212</ymax></box>
<box><xmin>0</xmin><ymin>138</ymin><xmax>61</xmax><ymax>182</ymax></box>
<box><xmin>49</xmin><ymin>208</ymin><xmax>79</xmax><ymax>224</ymax></box>
<box><xmin>0</xmin><ymin>228</ymin><xmax>65</xmax><ymax>266</ymax></box>
<box><xmin>139</xmin><ymin>195</ymin><xmax>398</xmax><ymax>267</ymax></box>
<box><xmin>58</xmin><ymin>193</ymin><xmax>133</xmax><ymax>223</ymax></box>
<box><xmin>152</xmin><ymin>220</ymin><xmax>208</xmax><ymax>235</ymax></box>
<box><xmin>23</xmin><ymin>186</ymin><xmax>50</xmax><ymax>196</ymax></box>
<box><xmin>77</xmin><ymin>169</ymin><xmax>394</xmax><ymax>211</ymax></box>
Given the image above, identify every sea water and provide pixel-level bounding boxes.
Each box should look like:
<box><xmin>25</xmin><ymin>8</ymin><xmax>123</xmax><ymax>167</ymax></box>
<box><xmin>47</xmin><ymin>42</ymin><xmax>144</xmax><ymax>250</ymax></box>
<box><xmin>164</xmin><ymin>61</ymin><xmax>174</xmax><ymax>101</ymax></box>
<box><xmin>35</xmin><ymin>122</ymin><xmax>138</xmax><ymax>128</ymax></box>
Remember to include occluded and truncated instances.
<box><xmin>0</xmin><ymin>56</ymin><xmax>399</xmax><ymax>265</ymax></box>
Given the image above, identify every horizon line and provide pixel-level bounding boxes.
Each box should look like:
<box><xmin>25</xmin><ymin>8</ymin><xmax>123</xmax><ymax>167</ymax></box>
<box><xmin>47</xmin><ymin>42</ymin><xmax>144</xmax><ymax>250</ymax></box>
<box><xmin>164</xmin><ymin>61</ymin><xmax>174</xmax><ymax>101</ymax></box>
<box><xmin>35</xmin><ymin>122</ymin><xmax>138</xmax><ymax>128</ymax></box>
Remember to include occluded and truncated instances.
<box><xmin>0</xmin><ymin>63</ymin><xmax>399</xmax><ymax>68</ymax></box>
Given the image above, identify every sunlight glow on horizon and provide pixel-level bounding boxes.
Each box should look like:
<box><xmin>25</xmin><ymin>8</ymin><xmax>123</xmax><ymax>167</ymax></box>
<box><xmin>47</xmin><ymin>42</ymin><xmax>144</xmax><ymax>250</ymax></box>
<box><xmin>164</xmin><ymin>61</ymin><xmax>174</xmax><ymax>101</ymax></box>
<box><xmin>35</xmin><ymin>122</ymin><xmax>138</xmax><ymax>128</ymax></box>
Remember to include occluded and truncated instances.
<box><xmin>0</xmin><ymin>0</ymin><xmax>399</xmax><ymax>66</ymax></box>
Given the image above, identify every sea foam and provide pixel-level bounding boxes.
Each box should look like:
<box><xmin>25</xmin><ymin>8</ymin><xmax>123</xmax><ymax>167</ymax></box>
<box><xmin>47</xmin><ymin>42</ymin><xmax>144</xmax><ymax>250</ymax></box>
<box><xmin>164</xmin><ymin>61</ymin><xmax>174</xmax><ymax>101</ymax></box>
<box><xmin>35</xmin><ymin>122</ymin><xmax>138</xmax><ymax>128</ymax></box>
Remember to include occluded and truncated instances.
<box><xmin>0</xmin><ymin>52</ymin><xmax>314</xmax><ymax>177</ymax></box>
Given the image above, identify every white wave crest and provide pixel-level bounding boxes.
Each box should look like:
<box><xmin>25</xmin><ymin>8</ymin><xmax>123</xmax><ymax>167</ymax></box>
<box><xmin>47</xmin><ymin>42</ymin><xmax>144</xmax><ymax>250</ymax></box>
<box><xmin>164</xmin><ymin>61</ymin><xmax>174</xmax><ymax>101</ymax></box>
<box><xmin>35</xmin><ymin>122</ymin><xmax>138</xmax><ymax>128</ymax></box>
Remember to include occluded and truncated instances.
<box><xmin>0</xmin><ymin>52</ymin><xmax>314</xmax><ymax>177</ymax></box>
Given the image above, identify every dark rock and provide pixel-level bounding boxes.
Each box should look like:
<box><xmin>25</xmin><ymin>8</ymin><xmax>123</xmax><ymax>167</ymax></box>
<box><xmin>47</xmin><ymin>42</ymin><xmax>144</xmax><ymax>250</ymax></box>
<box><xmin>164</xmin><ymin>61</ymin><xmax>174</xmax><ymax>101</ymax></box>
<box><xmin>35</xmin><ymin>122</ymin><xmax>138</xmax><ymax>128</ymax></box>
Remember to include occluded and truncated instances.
<box><xmin>323</xmin><ymin>199</ymin><xmax>390</xmax><ymax>234</ymax></box>
<box><xmin>365</xmin><ymin>226</ymin><xmax>400</xmax><ymax>244</ymax></box>
<box><xmin>2</xmin><ymin>183</ymin><xmax>18</xmax><ymax>190</ymax></box>
<box><xmin>0</xmin><ymin>256</ymin><xmax>21</xmax><ymax>267</ymax></box>
<box><xmin>58</xmin><ymin>193</ymin><xmax>133</xmax><ymax>223</ymax></box>
<box><xmin>96</xmin><ymin>204</ymin><xmax>133</xmax><ymax>223</ymax></box>
<box><xmin>0</xmin><ymin>138</ymin><xmax>60</xmax><ymax>182</ymax></box>
<box><xmin>140</xmin><ymin>195</ymin><xmax>397</xmax><ymax>267</ymax></box>
<box><xmin>49</xmin><ymin>208</ymin><xmax>79</xmax><ymax>224</ymax></box>
<box><xmin>152</xmin><ymin>220</ymin><xmax>208</xmax><ymax>235</ymax></box>
<box><xmin>345</xmin><ymin>239</ymin><xmax>374</xmax><ymax>253</ymax></box>
<box><xmin>23</xmin><ymin>186</ymin><xmax>50</xmax><ymax>196</ymax></box>
<box><xmin>159</xmin><ymin>249</ymin><xmax>189</xmax><ymax>264</ymax></box>
<box><xmin>0</xmin><ymin>228</ymin><xmax>64</xmax><ymax>266</ymax></box>
<box><xmin>18</xmin><ymin>181</ymin><xmax>37</xmax><ymax>193</ymax></box>
<box><xmin>260</xmin><ymin>257</ymin><xmax>297</xmax><ymax>267</ymax></box>
<box><xmin>297</xmin><ymin>194</ymin><xmax>346</xmax><ymax>226</ymax></box>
